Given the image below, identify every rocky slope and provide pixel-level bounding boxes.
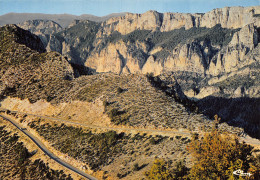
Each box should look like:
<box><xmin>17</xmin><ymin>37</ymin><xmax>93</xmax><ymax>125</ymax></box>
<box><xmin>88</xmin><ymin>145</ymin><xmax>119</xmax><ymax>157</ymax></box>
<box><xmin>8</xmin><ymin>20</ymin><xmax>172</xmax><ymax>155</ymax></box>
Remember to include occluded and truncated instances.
<box><xmin>0</xmin><ymin>24</ymin><xmax>74</xmax><ymax>103</ymax></box>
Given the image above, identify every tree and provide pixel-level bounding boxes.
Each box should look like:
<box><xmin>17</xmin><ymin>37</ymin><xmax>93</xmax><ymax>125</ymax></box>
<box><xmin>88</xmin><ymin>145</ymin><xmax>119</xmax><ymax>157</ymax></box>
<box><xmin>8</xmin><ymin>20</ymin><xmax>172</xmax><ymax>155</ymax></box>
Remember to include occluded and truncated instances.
<box><xmin>187</xmin><ymin>128</ymin><xmax>257</xmax><ymax>179</ymax></box>
<box><xmin>145</xmin><ymin>159</ymin><xmax>173</xmax><ymax>180</ymax></box>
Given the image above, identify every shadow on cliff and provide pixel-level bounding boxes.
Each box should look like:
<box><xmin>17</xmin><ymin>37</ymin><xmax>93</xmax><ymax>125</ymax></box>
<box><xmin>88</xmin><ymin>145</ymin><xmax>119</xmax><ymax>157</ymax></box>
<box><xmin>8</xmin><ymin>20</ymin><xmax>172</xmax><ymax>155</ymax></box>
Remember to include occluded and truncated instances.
<box><xmin>146</xmin><ymin>74</ymin><xmax>260</xmax><ymax>139</ymax></box>
<box><xmin>197</xmin><ymin>96</ymin><xmax>260</xmax><ymax>139</ymax></box>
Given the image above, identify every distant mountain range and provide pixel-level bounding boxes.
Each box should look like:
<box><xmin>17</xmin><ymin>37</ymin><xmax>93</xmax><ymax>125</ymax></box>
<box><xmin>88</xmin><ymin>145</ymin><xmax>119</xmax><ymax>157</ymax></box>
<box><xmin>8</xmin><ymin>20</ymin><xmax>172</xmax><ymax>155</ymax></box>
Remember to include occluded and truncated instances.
<box><xmin>0</xmin><ymin>12</ymin><xmax>126</xmax><ymax>27</ymax></box>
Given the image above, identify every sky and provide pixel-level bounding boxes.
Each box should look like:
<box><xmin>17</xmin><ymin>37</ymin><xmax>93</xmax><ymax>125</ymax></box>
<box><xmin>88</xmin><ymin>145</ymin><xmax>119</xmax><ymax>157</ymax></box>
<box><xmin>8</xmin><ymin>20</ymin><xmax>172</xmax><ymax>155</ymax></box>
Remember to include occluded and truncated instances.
<box><xmin>0</xmin><ymin>0</ymin><xmax>259</xmax><ymax>16</ymax></box>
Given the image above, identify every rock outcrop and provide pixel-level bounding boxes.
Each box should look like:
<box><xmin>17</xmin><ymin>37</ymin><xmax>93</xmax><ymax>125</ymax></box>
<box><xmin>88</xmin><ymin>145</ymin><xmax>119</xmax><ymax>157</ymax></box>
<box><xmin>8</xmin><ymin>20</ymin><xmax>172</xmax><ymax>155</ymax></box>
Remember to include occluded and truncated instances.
<box><xmin>18</xmin><ymin>20</ymin><xmax>62</xmax><ymax>48</ymax></box>
<box><xmin>86</xmin><ymin>40</ymin><xmax>148</xmax><ymax>74</ymax></box>
<box><xmin>208</xmin><ymin>23</ymin><xmax>259</xmax><ymax>75</ymax></box>
<box><xmin>99</xmin><ymin>6</ymin><xmax>259</xmax><ymax>36</ymax></box>
<box><xmin>85</xmin><ymin>22</ymin><xmax>259</xmax><ymax>76</ymax></box>
<box><xmin>84</xmin><ymin>6</ymin><xmax>260</xmax><ymax>76</ymax></box>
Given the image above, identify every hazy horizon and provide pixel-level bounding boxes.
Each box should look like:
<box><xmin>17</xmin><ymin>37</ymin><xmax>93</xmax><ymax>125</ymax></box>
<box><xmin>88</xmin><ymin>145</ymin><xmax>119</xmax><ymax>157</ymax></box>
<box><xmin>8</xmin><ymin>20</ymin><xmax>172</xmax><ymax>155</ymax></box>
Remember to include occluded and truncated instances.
<box><xmin>0</xmin><ymin>0</ymin><xmax>259</xmax><ymax>17</ymax></box>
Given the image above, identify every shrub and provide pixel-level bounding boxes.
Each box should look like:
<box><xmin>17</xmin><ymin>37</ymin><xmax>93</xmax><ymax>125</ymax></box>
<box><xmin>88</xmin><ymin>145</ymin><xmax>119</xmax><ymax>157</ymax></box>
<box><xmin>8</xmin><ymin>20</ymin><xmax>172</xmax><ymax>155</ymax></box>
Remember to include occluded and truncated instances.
<box><xmin>108</xmin><ymin>108</ymin><xmax>118</xmax><ymax>119</ymax></box>
<box><xmin>173</xmin><ymin>160</ymin><xmax>189</xmax><ymax>179</ymax></box>
<box><xmin>103</xmin><ymin>100</ymin><xmax>109</xmax><ymax>108</ymax></box>
<box><xmin>117</xmin><ymin>87</ymin><xmax>124</xmax><ymax>93</ymax></box>
<box><xmin>149</xmin><ymin>137</ymin><xmax>157</xmax><ymax>145</ymax></box>
<box><xmin>133</xmin><ymin>163</ymin><xmax>139</xmax><ymax>171</ymax></box>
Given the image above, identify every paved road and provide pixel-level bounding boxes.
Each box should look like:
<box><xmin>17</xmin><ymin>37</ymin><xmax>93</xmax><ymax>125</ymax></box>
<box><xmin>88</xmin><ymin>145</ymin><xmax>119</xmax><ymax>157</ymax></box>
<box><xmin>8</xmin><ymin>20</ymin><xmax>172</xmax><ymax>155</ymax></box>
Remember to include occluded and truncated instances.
<box><xmin>0</xmin><ymin>113</ymin><xmax>97</xmax><ymax>180</ymax></box>
<box><xmin>1</xmin><ymin>107</ymin><xmax>260</xmax><ymax>146</ymax></box>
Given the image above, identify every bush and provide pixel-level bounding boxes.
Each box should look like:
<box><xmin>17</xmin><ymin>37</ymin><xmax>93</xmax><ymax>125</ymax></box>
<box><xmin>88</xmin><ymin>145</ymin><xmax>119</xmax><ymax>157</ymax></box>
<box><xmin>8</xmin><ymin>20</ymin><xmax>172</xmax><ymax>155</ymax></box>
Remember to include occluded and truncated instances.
<box><xmin>149</xmin><ymin>137</ymin><xmax>157</xmax><ymax>145</ymax></box>
<box><xmin>103</xmin><ymin>100</ymin><xmax>109</xmax><ymax>108</ymax></box>
<box><xmin>133</xmin><ymin>163</ymin><xmax>139</xmax><ymax>171</ymax></box>
<box><xmin>117</xmin><ymin>87</ymin><xmax>124</xmax><ymax>93</ymax></box>
<box><xmin>108</xmin><ymin>108</ymin><xmax>118</xmax><ymax>119</ymax></box>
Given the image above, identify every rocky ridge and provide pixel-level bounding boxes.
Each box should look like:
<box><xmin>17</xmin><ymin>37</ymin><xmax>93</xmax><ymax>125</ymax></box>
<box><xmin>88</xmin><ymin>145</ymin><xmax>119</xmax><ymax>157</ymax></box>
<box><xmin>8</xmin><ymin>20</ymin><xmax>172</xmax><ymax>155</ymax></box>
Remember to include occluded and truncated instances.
<box><xmin>18</xmin><ymin>20</ymin><xmax>63</xmax><ymax>48</ymax></box>
<box><xmin>31</xmin><ymin>6</ymin><xmax>258</xmax><ymax>77</ymax></box>
<box><xmin>100</xmin><ymin>6</ymin><xmax>259</xmax><ymax>35</ymax></box>
<box><xmin>13</xmin><ymin>6</ymin><xmax>260</xmax><ymax>77</ymax></box>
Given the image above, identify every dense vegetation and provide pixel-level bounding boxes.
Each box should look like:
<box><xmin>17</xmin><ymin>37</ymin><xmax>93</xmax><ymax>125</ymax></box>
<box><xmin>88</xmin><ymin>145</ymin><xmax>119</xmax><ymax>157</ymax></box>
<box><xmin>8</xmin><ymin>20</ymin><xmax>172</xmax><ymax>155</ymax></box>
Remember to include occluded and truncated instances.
<box><xmin>0</xmin><ymin>125</ymin><xmax>72</xmax><ymax>179</ymax></box>
<box><xmin>187</xmin><ymin>129</ymin><xmax>259</xmax><ymax>179</ymax></box>
<box><xmin>145</xmin><ymin>159</ymin><xmax>189</xmax><ymax>180</ymax></box>
<box><xmin>145</xmin><ymin>121</ymin><xmax>260</xmax><ymax>179</ymax></box>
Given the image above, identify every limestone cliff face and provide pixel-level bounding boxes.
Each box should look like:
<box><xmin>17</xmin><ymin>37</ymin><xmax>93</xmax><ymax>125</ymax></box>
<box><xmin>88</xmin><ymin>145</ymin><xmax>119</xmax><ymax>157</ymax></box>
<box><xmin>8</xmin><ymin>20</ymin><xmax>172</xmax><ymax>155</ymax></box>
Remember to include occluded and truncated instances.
<box><xmin>86</xmin><ymin>40</ymin><xmax>148</xmax><ymax>74</ymax></box>
<box><xmin>208</xmin><ymin>23</ymin><xmax>259</xmax><ymax>75</ymax></box>
<box><xmin>163</xmin><ymin>41</ymin><xmax>213</xmax><ymax>74</ymax></box>
<box><xmin>86</xmin><ymin>39</ymin><xmax>214</xmax><ymax>75</ymax></box>
<box><xmin>200</xmin><ymin>6</ymin><xmax>258</xmax><ymax>29</ymax></box>
<box><xmin>163</xmin><ymin>23</ymin><xmax>259</xmax><ymax>75</ymax></box>
<box><xmin>99</xmin><ymin>6</ymin><xmax>259</xmax><ymax>36</ymax></box>
<box><xmin>18</xmin><ymin>6</ymin><xmax>258</xmax><ymax>77</ymax></box>
<box><xmin>98</xmin><ymin>11</ymin><xmax>162</xmax><ymax>36</ymax></box>
<box><xmin>86</xmin><ymin>23</ymin><xmax>259</xmax><ymax>76</ymax></box>
<box><xmin>83</xmin><ymin>6</ymin><xmax>260</xmax><ymax>76</ymax></box>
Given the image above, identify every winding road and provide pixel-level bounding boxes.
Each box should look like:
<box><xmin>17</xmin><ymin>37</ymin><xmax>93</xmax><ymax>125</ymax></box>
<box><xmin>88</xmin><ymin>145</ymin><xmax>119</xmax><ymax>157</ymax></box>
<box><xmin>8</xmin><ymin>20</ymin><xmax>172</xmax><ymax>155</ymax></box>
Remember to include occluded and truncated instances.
<box><xmin>0</xmin><ymin>107</ymin><xmax>259</xmax><ymax>180</ymax></box>
<box><xmin>0</xmin><ymin>113</ymin><xmax>97</xmax><ymax>180</ymax></box>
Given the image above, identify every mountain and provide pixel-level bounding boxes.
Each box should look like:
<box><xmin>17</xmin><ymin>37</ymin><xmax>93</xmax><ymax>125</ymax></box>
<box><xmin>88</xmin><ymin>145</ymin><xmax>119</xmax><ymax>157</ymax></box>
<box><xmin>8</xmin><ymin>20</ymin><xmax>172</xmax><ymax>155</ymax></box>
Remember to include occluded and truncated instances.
<box><xmin>10</xmin><ymin>6</ymin><xmax>259</xmax><ymax>77</ymax></box>
<box><xmin>37</xmin><ymin>6</ymin><xmax>259</xmax><ymax>76</ymax></box>
<box><xmin>3</xmin><ymin>6</ymin><xmax>258</xmax><ymax>138</ymax></box>
<box><xmin>0</xmin><ymin>12</ymin><xmax>126</xmax><ymax>27</ymax></box>
<box><xmin>0</xmin><ymin>24</ymin><xmax>243</xmax><ymax>135</ymax></box>
<box><xmin>0</xmin><ymin>7</ymin><xmax>260</xmax><ymax>179</ymax></box>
